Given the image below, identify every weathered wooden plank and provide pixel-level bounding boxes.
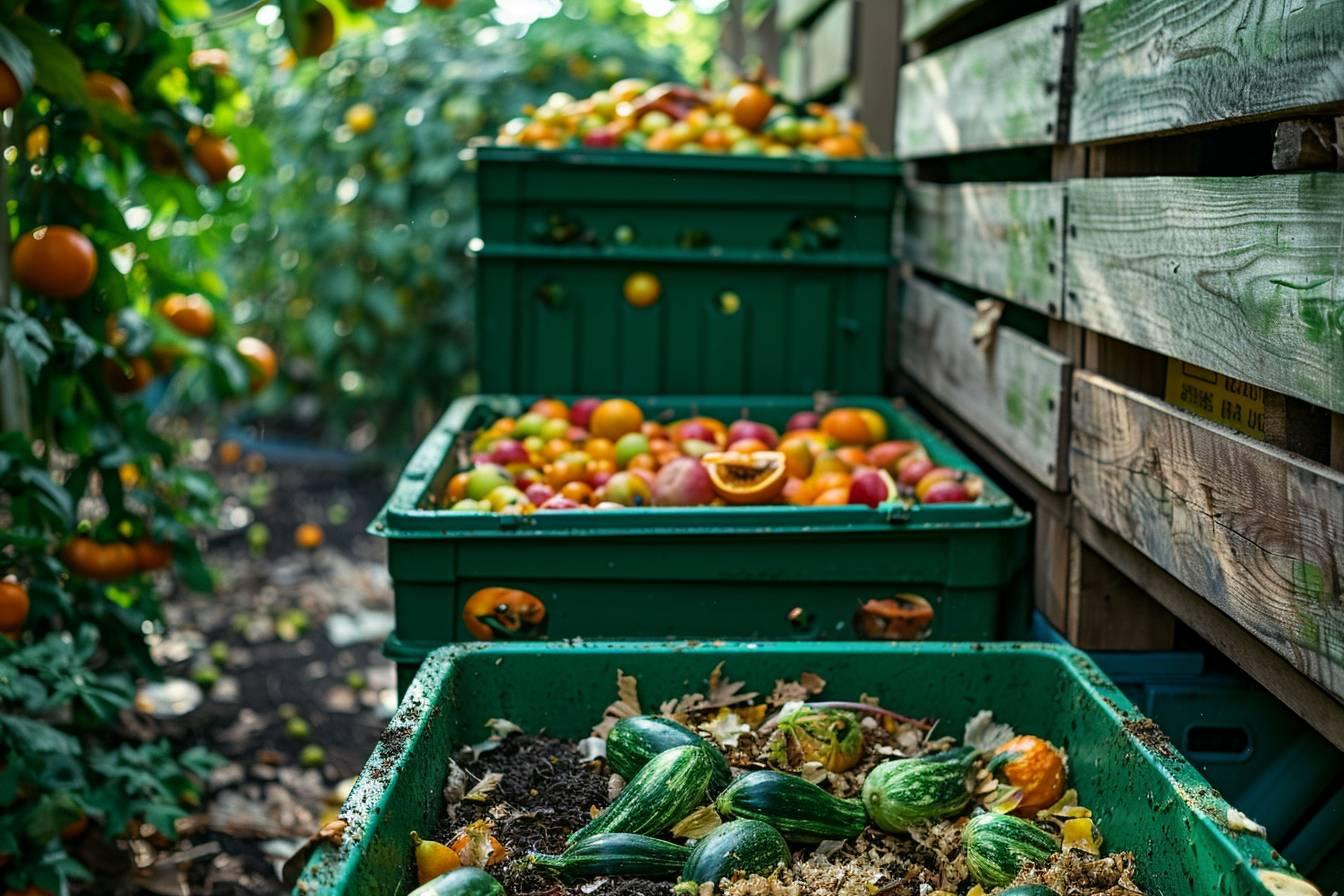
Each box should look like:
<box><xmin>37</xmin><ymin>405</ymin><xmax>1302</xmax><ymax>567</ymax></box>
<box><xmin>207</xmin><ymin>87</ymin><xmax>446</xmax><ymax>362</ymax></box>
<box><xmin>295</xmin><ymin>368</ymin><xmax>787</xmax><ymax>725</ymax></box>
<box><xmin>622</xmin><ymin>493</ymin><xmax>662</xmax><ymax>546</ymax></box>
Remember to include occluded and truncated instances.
<box><xmin>807</xmin><ymin>0</ymin><xmax>853</xmax><ymax>96</ymax></box>
<box><xmin>902</xmin><ymin>0</ymin><xmax>988</xmax><ymax>43</ymax></box>
<box><xmin>1072</xmin><ymin>504</ymin><xmax>1344</xmax><ymax>751</ymax></box>
<box><xmin>779</xmin><ymin>31</ymin><xmax>808</xmax><ymax>103</ymax></box>
<box><xmin>904</xmin><ymin>181</ymin><xmax>1065</xmax><ymax>316</ymax></box>
<box><xmin>1066</xmin><ymin>174</ymin><xmax>1344</xmax><ymax>414</ymax></box>
<box><xmin>901</xmin><ymin>278</ymin><xmax>1071</xmax><ymax>489</ymax></box>
<box><xmin>1070</xmin><ymin>370</ymin><xmax>1344</xmax><ymax>703</ymax></box>
<box><xmin>1066</xmin><ymin>529</ymin><xmax>1176</xmax><ymax>649</ymax></box>
<box><xmin>1072</xmin><ymin>0</ymin><xmax>1344</xmax><ymax>144</ymax></box>
<box><xmin>896</xmin><ymin>6</ymin><xmax>1067</xmax><ymax>159</ymax></box>
<box><xmin>778</xmin><ymin>0</ymin><xmax>831</xmax><ymax>31</ymax></box>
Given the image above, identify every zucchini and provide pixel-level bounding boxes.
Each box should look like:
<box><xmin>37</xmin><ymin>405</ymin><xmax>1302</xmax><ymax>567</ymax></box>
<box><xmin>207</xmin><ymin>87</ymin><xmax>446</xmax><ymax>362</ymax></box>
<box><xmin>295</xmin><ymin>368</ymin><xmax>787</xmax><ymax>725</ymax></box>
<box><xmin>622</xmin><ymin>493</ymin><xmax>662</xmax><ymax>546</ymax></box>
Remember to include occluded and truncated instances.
<box><xmin>608</xmin><ymin>715</ymin><xmax>733</xmax><ymax>793</ymax></box>
<box><xmin>568</xmin><ymin>743</ymin><xmax>717</xmax><ymax>845</ymax></box>
<box><xmin>1001</xmin><ymin>886</ymin><xmax>1059</xmax><ymax>896</ymax></box>
<box><xmin>530</xmin><ymin>833</ymin><xmax>691</xmax><ymax>880</ymax></box>
<box><xmin>860</xmin><ymin>746</ymin><xmax>977</xmax><ymax>832</ymax></box>
<box><xmin>715</xmin><ymin>770</ymin><xmax>867</xmax><ymax>843</ymax></box>
<box><xmin>678</xmin><ymin>819</ymin><xmax>792</xmax><ymax>887</ymax></box>
<box><xmin>963</xmin><ymin>812</ymin><xmax>1059</xmax><ymax>888</ymax></box>
<box><xmin>407</xmin><ymin>867</ymin><xmax>504</xmax><ymax>896</ymax></box>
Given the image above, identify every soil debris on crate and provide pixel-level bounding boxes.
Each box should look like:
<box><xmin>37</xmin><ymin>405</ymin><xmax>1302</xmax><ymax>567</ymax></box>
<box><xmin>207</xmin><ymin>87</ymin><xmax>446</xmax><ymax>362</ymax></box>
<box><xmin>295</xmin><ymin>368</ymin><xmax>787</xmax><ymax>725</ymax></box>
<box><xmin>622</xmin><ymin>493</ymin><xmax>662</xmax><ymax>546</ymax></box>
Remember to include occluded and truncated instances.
<box><xmin>416</xmin><ymin>669</ymin><xmax>1149</xmax><ymax>896</ymax></box>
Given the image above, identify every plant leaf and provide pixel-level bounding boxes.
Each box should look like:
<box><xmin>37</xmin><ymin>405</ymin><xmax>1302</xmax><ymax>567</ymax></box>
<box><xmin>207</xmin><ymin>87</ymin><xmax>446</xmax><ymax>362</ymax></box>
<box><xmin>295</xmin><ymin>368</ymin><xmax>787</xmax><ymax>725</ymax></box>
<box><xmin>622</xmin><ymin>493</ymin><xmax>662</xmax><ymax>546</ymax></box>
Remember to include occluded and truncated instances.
<box><xmin>0</xmin><ymin>23</ymin><xmax>35</xmax><ymax>92</ymax></box>
<box><xmin>8</xmin><ymin>18</ymin><xmax>85</xmax><ymax>106</ymax></box>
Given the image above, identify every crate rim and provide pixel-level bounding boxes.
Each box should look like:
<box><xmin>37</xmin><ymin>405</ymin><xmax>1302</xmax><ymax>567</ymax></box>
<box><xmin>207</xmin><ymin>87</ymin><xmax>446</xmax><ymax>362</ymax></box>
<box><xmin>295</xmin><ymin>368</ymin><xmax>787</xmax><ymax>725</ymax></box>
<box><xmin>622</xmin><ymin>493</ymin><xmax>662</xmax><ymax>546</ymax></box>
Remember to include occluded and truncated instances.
<box><xmin>370</xmin><ymin>394</ymin><xmax>1031</xmax><ymax>539</ymax></box>
<box><xmin>466</xmin><ymin>143</ymin><xmax>902</xmax><ymax>177</ymax></box>
<box><xmin>471</xmin><ymin>241</ymin><xmax>894</xmax><ymax>270</ymax></box>
<box><xmin>296</xmin><ymin>639</ymin><xmax>1305</xmax><ymax>895</ymax></box>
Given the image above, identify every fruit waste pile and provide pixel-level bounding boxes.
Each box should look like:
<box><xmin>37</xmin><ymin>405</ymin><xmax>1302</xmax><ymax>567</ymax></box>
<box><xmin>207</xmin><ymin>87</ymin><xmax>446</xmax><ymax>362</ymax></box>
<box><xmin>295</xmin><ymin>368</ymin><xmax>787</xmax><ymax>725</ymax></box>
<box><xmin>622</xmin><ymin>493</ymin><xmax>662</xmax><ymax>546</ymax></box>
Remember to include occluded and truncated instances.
<box><xmin>404</xmin><ymin>667</ymin><xmax>1144</xmax><ymax>896</ymax></box>
<box><xmin>493</xmin><ymin>78</ymin><xmax>871</xmax><ymax>158</ymax></box>
<box><xmin>432</xmin><ymin>398</ymin><xmax>983</xmax><ymax>513</ymax></box>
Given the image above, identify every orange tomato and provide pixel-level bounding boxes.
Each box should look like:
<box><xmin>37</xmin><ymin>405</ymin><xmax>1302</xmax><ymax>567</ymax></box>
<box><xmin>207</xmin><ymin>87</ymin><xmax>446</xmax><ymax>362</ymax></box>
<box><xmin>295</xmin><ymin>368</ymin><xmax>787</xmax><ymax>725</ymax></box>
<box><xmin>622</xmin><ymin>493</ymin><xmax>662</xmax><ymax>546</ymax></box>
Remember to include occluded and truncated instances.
<box><xmin>299</xmin><ymin>2</ymin><xmax>336</xmax><ymax>57</ymax></box>
<box><xmin>0</xmin><ymin>61</ymin><xmax>21</xmax><ymax>109</ymax></box>
<box><xmin>446</xmin><ymin>471</ymin><xmax>472</xmax><ymax>502</ymax></box>
<box><xmin>623</xmin><ymin>272</ymin><xmax>661</xmax><ymax>308</ymax></box>
<box><xmin>783</xmin><ymin>477</ymin><xmax>814</xmax><ymax>506</ymax></box>
<box><xmin>192</xmin><ymin>134</ymin><xmax>239</xmax><ymax>184</ymax></box>
<box><xmin>217</xmin><ymin>440</ymin><xmax>243</xmax><ymax>465</ymax></box>
<box><xmin>295</xmin><ymin>523</ymin><xmax>324</xmax><ymax>550</ymax></box>
<box><xmin>62</xmin><ymin>538</ymin><xmax>138</xmax><ymax>582</ymax></box>
<box><xmin>11</xmin><ymin>226</ymin><xmax>97</xmax><ymax>299</ymax></box>
<box><xmin>545</xmin><ymin>458</ymin><xmax>589</xmax><ymax>488</ymax></box>
<box><xmin>560</xmin><ymin>481</ymin><xmax>594</xmax><ymax>504</ymax></box>
<box><xmin>133</xmin><ymin>540</ymin><xmax>172</xmax><ymax>571</ymax></box>
<box><xmin>699</xmin><ymin>129</ymin><xmax>729</xmax><ymax>151</ymax></box>
<box><xmin>807</xmin><ymin>471</ymin><xmax>852</xmax><ymax>495</ymax></box>
<box><xmin>541</xmin><ymin>438</ymin><xmax>572</xmax><ymax>462</ymax></box>
<box><xmin>85</xmin><ymin>72</ymin><xmax>134</xmax><ymax>116</ymax></box>
<box><xmin>835</xmin><ymin>446</ymin><xmax>869</xmax><ymax>468</ymax></box>
<box><xmin>818</xmin><ymin>134</ymin><xmax>863</xmax><ymax>158</ymax></box>
<box><xmin>584</xmin><ymin>437</ymin><xmax>616</xmax><ymax>462</ymax></box>
<box><xmin>589</xmin><ymin>399</ymin><xmax>644</xmax><ymax>440</ymax></box>
<box><xmin>160</xmin><ymin>292</ymin><xmax>216</xmax><ymax>337</ymax></box>
<box><xmin>727</xmin><ymin>83</ymin><xmax>772</xmax><ymax>130</ymax></box>
<box><xmin>820</xmin><ymin>408</ymin><xmax>874</xmax><ymax>446</ymax></box>
<box><xmin>104</xmin><ymin>357</ymin><xmax>153</xmax><ymax>394</ymax></box>
<box><xmin>0</xmin><ymin>582</ymin><xmax>30</xmax><ymax>631</ymax></box>
<box><xmin>812</xmin><ymin>486</ymin><xmax>850</xmax><ymax>506</ymax></box>
<box><xmin>236</xmin><ymin>337</ymin><xmax>277</xmax><ymax>392</ymax></box>
<box><xmin>461</xmin><ymin>588</ymin><xmax>546</xmax><ymax>641</ymax></box>
<box><xmin>529</xmin><ymin>398</ymin><xmax>569</xmax><ymax>420</ymax></box>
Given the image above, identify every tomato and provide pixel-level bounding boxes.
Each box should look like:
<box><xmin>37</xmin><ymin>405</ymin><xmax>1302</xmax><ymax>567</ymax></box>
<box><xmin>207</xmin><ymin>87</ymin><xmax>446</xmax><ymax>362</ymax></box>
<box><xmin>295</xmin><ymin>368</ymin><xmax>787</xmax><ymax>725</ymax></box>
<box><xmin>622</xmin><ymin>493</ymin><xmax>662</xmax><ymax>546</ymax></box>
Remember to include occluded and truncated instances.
<box><xmin>191</xmin><ymin>134</ymin><xmax>239</xmax><ymax>184</ymax></box>
<box><xmin>160</xmin><ymin>292</ymin><xmax>216</xmax><ymax>337</ymax></box>
<box><xmin>85</xmin><ymin>72</ymin><xmax>134</xmax><ymax>116</ymax></box>
<box><xmin>623</xmin><ymin>272</ymin><xmax>661</xmax><ymax>308</ymax></box>
<box><xmin>236</xmin><ymin>337</ymin><xmax>277</xmax><ymax>392</ymax></box>
<box><xmin>0</xmin><ymin>582</ymin><xmax>30</xmax><ymax>630</ymax></box>
<box><xmin>461</xmin><ymin>587</ymin><xmax>547</xmax><ymax>641</ymax></box>
<box><xmin>11</xmin><ymin>226</ymin><xmax>97</xmax><ymax>299</ymax></box>
<box><xmin>104</xmin><ymin>357</ymin><xmax>153</xmax><ymax>394</ymax></box>
<box><xmin>133</xmin><ymin>540</ymin><xmax>172</xmax><ymax>572</ymax></box>
<box><xmin>299</xmin><ymin>2</ymin><xmax>336</xmax><ymax>57</ymax></box>
<box><xmin>727</xmin><ymin>83</ymin><xmax>772</xmax><ymax>130</ymax></box>
<box><xmin>295</xmin><ymin>523</ymin><xmax>324</xmax><ymax>550</ymax></box>
<box><xmin>0</xmin><ymin>61</ymin><xmax>21</xmax><ymax>109</ymax></box>
<box><xmin>61</xmin><ymin>538</ymin><xmax>138</xmax><ymax>582</ymax></box>
<box><xmin>589</xmin><ymin>399</ymin><xmax>643</xmax><ymax>440</ymax></box>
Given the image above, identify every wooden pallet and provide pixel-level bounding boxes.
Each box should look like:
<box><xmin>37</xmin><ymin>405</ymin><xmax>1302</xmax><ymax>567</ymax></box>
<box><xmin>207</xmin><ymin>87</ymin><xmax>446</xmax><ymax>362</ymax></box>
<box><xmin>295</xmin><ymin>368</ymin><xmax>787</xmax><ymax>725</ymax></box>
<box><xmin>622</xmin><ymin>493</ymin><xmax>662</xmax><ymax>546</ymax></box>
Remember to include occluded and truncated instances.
<box><xmin>894</xmin><ymin>0</ymin><xmax>1344</xmax><ymax>750</ymax></box>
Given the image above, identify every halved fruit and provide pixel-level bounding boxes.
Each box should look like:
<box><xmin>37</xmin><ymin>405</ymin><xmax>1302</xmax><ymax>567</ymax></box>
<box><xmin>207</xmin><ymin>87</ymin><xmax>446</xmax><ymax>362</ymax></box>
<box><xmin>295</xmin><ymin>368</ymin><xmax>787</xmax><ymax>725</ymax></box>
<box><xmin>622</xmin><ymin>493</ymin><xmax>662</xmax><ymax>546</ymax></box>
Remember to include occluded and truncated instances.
<box><xmin>462</xmin><ymin>587</ymin><xmax>548</xmax><ymax>641</ymax></box>
<box><xmin>853</xmin><ymin>594</ymin><xmax>935</xmax><ymax>640</ymax></box>
<box><xmin>702</xmin><ymin>451</ymin><xmax>787</xmax><ymax>505</ymax></box>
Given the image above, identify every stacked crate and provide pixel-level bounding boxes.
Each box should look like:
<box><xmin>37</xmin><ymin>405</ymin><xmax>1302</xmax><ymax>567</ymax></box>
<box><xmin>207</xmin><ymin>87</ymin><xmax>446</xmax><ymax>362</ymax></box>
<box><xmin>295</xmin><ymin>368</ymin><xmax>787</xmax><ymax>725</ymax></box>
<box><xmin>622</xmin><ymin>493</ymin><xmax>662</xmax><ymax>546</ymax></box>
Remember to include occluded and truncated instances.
<box><xmin>887</xmin><ymin>0</ymin><xmax>1344</xmax><ymax>885</ymax></box>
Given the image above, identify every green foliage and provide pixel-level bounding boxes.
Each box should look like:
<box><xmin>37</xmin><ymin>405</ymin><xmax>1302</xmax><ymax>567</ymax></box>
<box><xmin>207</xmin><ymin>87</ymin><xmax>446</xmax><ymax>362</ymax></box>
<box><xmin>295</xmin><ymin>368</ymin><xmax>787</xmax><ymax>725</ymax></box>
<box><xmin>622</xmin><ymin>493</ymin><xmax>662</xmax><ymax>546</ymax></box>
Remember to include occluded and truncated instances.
<box><xmin>224</xmin><ymin>0</ymin><xmax>707</xmax><ymax>454</ymax></box>
<box><xmin>0</xmin><ymin>0</ymin><xmax>258</xmax><ymax>889</ymax></box>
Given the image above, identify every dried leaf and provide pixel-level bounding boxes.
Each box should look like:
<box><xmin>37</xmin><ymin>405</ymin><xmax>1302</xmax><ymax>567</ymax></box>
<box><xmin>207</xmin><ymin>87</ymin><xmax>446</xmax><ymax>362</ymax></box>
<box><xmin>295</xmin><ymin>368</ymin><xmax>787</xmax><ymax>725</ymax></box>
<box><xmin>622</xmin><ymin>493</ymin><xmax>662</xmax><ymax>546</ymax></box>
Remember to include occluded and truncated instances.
<box><xmin>1227</xmin><ymin>807</ymin><xmax>1267</xmax><ymax>838</ymax></box>
<box><xmin>963</xmin><ymin>710</ymin><xmax>1014</xmax><ymax>752</ymax></box>
<box><xmin>700</xmin><ymin>709</ymin><xmax>753</xmax><ymax>748</ymax></box>
<box><xmin>442</xmin><ymin>760</ymin><xmax>467</xmax><ymax>805</ymax></box>
<box><xmin>970</xmin><ymin>299</ymin><xmax>1005</xmax><ymax>354</ymax></box>
<box><xmin>280</xmin><ymin>819</ymin><xmax>346</xmax><ymax>887</ymax></box>
<box><xmin>487</xmin><ymin>718</ymin><xmax>523</xmax><ymax>739</ymax></box>
<box><xmin>768</xmin><ymin>672</ymin><xmax>826</xmax><ymax>707</ymax></box>
<box><xmin>592</xmin><ymin>669</ymin><xmax>643</xmax><ymax>737</ymax></box>
<box><xmin>607</xmin><ymin>774</ymin><xmax>625</xmax><ymax>802</ymax></box>
<box><xmin>672</xmin><ymin>805</ymin><xmax>722</xmax><ymax>839</ymax></box>
<box><xmin>464</xmin><ymin>772</ymin><xmax>502</xmax><ymax>802</ymax></box>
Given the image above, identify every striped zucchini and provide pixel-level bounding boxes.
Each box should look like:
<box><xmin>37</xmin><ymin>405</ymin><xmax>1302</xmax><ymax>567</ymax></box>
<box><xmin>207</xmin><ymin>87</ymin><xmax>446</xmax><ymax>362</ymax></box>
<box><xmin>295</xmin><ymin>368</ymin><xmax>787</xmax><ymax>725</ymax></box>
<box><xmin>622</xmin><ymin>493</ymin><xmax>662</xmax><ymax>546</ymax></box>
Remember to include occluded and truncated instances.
<box><xmin>678</xmin><ymin>819</ymin><xmax>792</xmax><ymax>887</ymax></box>
<box><xmin>407</xmin><ymin>867</ymin><xmax>504</xmax><ymax>896</ymax></box>
<box><xmin>861</xmin><ymin>746</ymin><xmax>977</xmax><ymax>832</ymax></box>
<box><xmin>568</xmin><ymin>743</ymin><xmax>717</xmax><ymax>845</ymax></box>
<box><xmin>1002</xmin><ymin>886</ymin><xmax>1059</xmax><ymax>895</ymax></box>
<box><xmin>530</xmin><ymin>833</ymin><xmax>691</xmax><ymax>880</ymax></box>
<box><xmin>607</xmin><ymin>716</ymin><xmax>733</xmax><ymax>793</ymax></box>
<box><xmin>964</xmin><ymin>812</ymin><xmax>1060</xmax><ymax>888</ymax></box>
<box><xmin>715</xmin><ymin>770</ymin><xmax>867</xmax><ymax>843</ymax></box>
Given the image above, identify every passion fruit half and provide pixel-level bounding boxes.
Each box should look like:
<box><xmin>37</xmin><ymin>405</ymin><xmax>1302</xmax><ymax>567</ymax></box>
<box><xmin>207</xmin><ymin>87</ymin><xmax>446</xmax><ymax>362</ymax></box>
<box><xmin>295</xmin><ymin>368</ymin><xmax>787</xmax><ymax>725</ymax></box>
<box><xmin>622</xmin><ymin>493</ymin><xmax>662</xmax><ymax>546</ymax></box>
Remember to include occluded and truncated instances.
<box><xmin>702</xmin><ymin>451</ymin><xmax>787</xmax><ymax>505</ymax></box>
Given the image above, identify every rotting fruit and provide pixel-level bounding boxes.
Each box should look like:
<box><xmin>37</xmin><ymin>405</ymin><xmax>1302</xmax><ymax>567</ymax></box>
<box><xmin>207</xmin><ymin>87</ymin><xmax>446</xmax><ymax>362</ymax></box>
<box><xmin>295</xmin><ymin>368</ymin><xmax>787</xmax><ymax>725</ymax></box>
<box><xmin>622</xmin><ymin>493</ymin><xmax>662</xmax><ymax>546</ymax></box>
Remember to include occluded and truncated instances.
<box><xmin>462</xmin><ymin>587</ymin><xmax>547</xmax><ymax>641</ymax></box>
<box><xmin>441</xmin><ymin>398</ymin><xmax>981</xmax><ymax>514</ymax></box>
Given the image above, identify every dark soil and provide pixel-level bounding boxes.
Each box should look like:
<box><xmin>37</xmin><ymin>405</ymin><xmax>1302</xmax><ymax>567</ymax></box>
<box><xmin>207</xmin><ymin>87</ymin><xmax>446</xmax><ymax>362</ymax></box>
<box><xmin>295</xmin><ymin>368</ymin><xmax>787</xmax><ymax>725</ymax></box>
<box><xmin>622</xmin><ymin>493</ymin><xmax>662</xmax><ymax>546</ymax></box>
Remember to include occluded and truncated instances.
<box><xmin>431</xmin><ymin>735</ymin><xmax>674</xmax><ymax>896</ymax></box>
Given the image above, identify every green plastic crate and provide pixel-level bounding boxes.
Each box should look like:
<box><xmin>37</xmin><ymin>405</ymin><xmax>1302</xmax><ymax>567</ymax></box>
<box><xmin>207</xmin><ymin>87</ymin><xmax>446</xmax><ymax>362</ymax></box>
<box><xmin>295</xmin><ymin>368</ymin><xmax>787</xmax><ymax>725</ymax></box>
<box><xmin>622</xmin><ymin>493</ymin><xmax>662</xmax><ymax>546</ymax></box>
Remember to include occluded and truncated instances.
<box><xmin>371</xmin><ymin>394</ymin><xmax>1029</xmax><ymax>681</ymax></box>
<box><xmin>474</xmin><ymin>245</ymin><xmax>890</xmax><ymax>395</ymax></box>
<box><xmin>471</xmin><ymin>146</ymin><xmax>900</xmax><ymax>395</ymax></box>
<box><xmin>473</xmin><ymin>146</ymin><xmax>900</xmax><ymax>255</ymax></box>
<box><xmin>295</xmin><ymin>641</ymin><xmax>1318</xmax><ymax>895</ymax></box>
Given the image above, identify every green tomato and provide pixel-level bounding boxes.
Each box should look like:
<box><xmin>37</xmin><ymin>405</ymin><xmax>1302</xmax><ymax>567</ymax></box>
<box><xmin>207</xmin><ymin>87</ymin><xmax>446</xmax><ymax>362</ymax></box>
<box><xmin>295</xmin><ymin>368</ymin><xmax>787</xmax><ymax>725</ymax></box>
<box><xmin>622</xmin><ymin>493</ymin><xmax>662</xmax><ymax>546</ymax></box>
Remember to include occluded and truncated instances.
<box><xmin>639</xmin><ymin>110</ymin><xmax>673</xmax><ymax>135</ymax></box>
<box><xmin>465</xmin><ymin>466</ymin><xmax>512</xmax><ymax>501</ymax></box>
<box><xmin>769</xmin><ymin>116</ymin><xmax>802</xmax><ymax>146</ymax></box>
<box><xmin>539</xmin><ymin>417</ymin><xmax>571</xmax><ymax>441</ymax></box>
<box><xmin>514</xmin><ymin>412</ymin><xmax>548</xmax><ymax>438</ymax></box>
<box><xmin>614</xmin><ymin>433</ymin><xmax>651</xmax><ymax>468</ymax></box>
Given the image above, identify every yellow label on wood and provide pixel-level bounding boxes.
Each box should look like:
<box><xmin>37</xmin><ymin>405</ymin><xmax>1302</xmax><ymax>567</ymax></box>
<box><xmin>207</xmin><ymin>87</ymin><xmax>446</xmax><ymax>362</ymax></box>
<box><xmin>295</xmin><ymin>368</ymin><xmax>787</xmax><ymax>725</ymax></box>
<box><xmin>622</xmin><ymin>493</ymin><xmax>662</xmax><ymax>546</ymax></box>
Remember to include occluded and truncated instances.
<box><xmin>1164</xmin><ymin>359</ymin><xmax>1265</xmax><ymax>440</ymax></box>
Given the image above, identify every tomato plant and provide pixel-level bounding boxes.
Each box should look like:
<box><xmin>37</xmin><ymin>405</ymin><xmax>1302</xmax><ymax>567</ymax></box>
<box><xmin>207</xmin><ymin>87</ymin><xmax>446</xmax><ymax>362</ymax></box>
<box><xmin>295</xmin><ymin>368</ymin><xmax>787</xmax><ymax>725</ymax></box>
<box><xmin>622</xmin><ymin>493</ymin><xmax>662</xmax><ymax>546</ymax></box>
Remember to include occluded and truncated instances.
<box><xmin>222</xmin><ymin>0</ymin><xmax>706</xmax><ymax>454</ymax></box>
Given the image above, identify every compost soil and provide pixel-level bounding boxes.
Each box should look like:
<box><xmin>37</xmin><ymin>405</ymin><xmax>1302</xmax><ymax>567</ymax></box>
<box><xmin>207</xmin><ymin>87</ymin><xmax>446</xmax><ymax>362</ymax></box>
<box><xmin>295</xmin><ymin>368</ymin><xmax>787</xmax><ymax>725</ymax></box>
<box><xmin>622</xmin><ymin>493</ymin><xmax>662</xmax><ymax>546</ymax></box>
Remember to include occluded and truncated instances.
<box><xmin>435</xmin><ymin>734</ymin><xmax>675</xmax><ymax>896</ymax></box>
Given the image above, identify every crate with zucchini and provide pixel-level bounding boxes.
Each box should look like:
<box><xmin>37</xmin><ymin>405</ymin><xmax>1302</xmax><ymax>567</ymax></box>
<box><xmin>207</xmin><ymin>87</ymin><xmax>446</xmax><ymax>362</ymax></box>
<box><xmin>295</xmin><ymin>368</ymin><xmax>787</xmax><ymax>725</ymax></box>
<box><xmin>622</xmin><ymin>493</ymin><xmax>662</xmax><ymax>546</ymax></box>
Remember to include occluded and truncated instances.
<box><xmin>294</xmin><ymin>642</ymin><xmax>1322</xmax><ymax>895</ymax></box>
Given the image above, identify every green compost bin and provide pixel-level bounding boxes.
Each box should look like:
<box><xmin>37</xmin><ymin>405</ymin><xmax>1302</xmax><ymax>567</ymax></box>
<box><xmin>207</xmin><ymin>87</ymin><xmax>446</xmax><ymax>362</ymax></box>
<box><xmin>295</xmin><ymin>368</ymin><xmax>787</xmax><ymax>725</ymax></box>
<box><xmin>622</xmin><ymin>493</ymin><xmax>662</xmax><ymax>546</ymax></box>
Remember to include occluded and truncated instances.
<box><xmin>294</xmin><ymin>641</ymin><xmax>1318</xmax><ymax>896</ymax></box>
<box><xmin>469</xmin><ymin>146</ymin><xmax>901</xmax><ymax>395</ymax></box>
<box><xmin>372</xmin><ymin>394</ymin><xmax>1030</xmax><ymax>689</ymax></box>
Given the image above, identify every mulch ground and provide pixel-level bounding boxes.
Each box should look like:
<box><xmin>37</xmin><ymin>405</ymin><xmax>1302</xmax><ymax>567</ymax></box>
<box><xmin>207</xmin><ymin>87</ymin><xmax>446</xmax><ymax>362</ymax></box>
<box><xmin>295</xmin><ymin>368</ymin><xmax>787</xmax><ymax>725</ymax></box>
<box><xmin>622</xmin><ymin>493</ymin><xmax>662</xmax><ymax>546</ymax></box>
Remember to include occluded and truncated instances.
<box><xmin>95</xmin><ymin>441</ymin><xmax>403</xmax><ymax>896</ymax></box>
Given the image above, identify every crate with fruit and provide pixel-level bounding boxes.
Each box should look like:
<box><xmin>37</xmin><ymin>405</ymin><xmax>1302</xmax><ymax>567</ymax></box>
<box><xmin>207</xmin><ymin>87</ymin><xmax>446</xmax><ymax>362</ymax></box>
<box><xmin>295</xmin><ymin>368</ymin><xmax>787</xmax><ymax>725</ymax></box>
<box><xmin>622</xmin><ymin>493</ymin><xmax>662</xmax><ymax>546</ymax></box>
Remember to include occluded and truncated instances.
<box><xmin>371</xmin><ymin>394</ymin><xmax>1028</xmax><ymax>683</ymax></box>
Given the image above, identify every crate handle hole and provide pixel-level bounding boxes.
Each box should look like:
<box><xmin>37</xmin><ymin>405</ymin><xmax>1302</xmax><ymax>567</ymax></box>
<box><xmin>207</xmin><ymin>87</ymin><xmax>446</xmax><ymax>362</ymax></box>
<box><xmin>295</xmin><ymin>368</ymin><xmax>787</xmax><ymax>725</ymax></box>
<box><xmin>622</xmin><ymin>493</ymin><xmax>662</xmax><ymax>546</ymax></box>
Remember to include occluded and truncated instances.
<box><xmin>1184</xmin><ymin>724</ymin><xmax>1251</xmax><ymax>759</ymax></box>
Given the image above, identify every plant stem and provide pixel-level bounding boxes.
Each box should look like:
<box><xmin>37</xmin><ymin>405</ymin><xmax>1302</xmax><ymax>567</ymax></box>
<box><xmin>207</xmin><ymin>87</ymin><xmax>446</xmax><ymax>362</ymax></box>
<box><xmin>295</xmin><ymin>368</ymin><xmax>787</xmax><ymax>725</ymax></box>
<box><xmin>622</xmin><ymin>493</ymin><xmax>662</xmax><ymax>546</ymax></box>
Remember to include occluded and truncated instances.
<box><xmin>0</xmin><ymin>118</ymin><xmax>30</xmax><ymax>436</ymax></box>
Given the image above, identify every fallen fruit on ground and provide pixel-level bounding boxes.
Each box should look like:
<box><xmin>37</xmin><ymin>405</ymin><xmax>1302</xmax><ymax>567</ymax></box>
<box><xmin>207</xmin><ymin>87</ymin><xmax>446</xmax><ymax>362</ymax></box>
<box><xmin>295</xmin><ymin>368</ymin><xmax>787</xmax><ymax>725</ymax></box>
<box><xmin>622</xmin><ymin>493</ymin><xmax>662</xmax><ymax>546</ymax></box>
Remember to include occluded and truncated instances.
<box><xmin>295</xmin><ymin>523</ymin><xmax>324</xmax><ymax>549</ymax></box>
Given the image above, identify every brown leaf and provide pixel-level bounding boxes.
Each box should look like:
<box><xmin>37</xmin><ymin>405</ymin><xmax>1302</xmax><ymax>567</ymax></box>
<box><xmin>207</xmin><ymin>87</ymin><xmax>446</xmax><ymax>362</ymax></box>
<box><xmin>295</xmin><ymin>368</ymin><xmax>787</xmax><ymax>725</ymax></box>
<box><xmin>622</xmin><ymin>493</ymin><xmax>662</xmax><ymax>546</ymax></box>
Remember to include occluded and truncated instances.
<box><xmin>281</xmin><ymin>819</ymin><xmax>347</xmax><ymax>888</ymax></box>
<box><xmin>592</xmin><ymin>669</ymin><xmax>643</xmax><ymax>736</ymax></box>
<box><xmin>464</xmin><ymin>772</ymin><xmax>503</xmax><ymax>802</ymax></box>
